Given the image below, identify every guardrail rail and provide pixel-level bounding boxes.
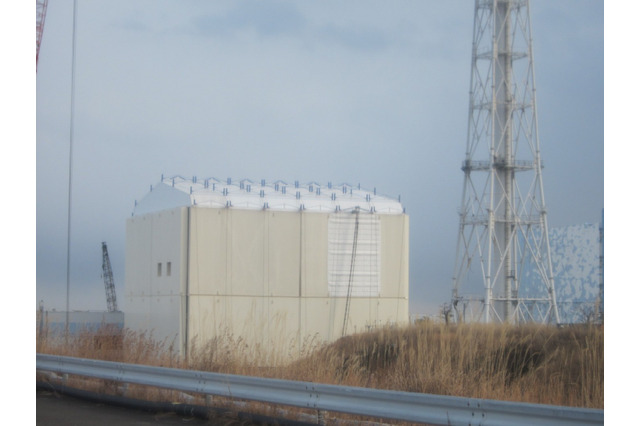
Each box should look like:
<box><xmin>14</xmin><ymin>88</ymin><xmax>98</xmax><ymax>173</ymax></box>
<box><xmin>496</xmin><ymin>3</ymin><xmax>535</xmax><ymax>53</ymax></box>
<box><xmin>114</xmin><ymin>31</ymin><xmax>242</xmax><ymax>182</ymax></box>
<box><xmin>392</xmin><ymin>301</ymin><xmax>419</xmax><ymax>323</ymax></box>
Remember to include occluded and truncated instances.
<box><xmin>36</xmin><ymin>354</ymin><xmax>603</xmax><ymax>426</ymax></box>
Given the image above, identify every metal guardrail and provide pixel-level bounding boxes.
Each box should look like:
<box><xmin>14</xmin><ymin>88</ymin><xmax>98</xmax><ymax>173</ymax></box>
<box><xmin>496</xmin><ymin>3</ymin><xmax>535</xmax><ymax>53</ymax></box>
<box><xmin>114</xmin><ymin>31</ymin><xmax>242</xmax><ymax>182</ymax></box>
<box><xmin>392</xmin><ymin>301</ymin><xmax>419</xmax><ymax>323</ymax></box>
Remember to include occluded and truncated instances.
<box><xmin>36</xmin><ymin>354</ymin><xmax>603</xmax><ymax>426</ymax></box>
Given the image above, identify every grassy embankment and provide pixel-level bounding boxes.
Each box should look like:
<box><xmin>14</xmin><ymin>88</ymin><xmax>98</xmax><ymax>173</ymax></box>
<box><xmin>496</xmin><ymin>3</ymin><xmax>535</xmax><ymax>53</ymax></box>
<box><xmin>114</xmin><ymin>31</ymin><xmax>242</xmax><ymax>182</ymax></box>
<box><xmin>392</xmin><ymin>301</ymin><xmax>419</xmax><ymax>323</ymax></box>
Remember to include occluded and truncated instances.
<box><xmin>36</xmin><ymin>321</ymin><xmax>603</xmax><ymax>410</ymax></box>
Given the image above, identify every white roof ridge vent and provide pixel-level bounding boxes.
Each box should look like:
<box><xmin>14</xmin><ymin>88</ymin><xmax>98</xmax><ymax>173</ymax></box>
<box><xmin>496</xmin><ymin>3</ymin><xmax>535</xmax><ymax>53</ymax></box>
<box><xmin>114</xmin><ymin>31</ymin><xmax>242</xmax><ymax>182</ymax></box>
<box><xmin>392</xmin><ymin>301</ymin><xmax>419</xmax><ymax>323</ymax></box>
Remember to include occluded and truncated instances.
<box><xmin>133</xmin><ymin>175</ymin><xmax>405</xmax><ymax>216</ymax></box>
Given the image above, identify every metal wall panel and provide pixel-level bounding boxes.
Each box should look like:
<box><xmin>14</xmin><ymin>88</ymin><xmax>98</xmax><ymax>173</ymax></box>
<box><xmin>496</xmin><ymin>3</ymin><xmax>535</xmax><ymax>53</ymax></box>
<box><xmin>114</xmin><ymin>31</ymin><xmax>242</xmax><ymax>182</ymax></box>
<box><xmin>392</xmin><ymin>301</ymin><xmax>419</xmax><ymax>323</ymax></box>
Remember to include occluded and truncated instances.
<box><xmin>126</xmin><ymin>206</ymin><xmax>409</xmax><ymax>360</ymax></box>
<box><xmin>380</xmin><ymin>214</ymin><xmax>410</xmax><ymax>299</ymax></box>
<box><xmin>267</xmin><ymin>212</ymin><xmax>301</xmax><ymax>297</ymax></box>
<box><xmin>229</xmin><ymin>210</ymin><xmax>265</xmax><ymax>297</ymax></box>
<box><xmin>125</xmin><ymin>207</ymin><xmax>185</xmax><ymax>347</ymax></box>
<box><xmin>301</xmin><ymin>213</ymin><xmax>329</xmax><ymax>298</ymax></box>
<box><xmin>188</xmin><ymin>208</ymin><xmax>228</xmax><ymax>296</ymax></box>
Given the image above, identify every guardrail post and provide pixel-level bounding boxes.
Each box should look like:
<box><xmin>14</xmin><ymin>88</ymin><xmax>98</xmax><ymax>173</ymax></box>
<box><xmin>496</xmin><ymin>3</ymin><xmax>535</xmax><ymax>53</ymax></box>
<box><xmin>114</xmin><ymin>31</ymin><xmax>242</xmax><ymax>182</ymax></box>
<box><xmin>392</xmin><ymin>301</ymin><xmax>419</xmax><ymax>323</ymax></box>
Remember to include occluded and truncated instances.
<box><xmin>316</xmin><ymin>409</ymin><xmax>326</xmax><ymax>425</ymax></box>
<box><xmin>118</xmin><ymin>383</ymin><xmax>129</xmax><ymax>397</ymax></box>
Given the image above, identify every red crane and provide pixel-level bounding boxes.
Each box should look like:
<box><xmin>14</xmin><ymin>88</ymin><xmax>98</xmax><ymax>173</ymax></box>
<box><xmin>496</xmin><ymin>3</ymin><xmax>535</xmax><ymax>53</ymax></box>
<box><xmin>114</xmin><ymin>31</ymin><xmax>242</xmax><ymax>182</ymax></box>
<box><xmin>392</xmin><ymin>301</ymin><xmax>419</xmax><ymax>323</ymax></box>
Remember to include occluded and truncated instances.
<box><xmin>36</xmin><ymin>0</ymin><xmax>49</xmax><ymax>70</ymax></box>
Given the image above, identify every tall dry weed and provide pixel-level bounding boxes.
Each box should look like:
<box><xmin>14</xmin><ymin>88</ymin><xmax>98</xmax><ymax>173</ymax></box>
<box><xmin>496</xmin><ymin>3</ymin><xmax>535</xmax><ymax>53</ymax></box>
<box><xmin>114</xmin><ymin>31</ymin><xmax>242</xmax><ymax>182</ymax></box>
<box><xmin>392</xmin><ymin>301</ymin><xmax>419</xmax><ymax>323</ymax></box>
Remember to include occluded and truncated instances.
<box><xmin>287</xmin><ymin>322</ymin><xmax>603</xmax><ymax>408</ymax></box>
<box><xmin>36</xmin><ymin>321</ymin><xmax>603</xmax><ymax>409</ymax></box>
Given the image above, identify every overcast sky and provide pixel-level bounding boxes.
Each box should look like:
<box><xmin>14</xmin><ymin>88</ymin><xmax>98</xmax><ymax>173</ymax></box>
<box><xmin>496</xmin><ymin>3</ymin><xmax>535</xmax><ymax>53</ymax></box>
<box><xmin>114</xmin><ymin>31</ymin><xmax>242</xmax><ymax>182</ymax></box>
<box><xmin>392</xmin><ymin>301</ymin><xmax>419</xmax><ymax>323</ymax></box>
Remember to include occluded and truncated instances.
<box><xmin>34</xmin><ymin>0</ymin><xmax>604</xmax><ymax>316</ymax></box>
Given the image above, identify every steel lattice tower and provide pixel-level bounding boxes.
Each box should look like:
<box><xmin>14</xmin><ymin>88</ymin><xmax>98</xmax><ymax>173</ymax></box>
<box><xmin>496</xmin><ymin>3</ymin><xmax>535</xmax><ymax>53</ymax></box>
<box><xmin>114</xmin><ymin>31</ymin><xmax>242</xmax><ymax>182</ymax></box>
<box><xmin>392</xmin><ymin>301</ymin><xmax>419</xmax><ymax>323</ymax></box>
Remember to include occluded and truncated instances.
<box><xmin>451</xmin><ymin>0</ymin><xmax>559</xmax><ymax>324</ymax></box>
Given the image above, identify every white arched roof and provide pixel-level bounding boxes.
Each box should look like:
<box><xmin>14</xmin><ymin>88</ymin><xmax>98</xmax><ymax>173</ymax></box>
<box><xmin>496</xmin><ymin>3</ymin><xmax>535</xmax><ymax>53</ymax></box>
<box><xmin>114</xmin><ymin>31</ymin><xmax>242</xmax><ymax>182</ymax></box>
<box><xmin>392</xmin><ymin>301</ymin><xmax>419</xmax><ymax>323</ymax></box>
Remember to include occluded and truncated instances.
<box><xmin>133</xmin><ymin>175</ymin><xmax>404</xmax><ymax>216</ymax></box>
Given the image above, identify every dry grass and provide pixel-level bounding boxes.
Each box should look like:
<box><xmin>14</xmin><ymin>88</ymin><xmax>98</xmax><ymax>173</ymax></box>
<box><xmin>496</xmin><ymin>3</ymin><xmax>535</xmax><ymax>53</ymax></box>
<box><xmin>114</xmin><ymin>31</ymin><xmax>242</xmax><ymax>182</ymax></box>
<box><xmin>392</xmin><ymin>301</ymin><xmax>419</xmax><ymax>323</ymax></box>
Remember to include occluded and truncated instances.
<box><xmin>288</xmin><ymin>322</ymin><xmax>603</xmax><ymax>408</ymax></box>
<box><xmin>36</xmin><ymin>321</ymin><xmax>603</xmax><ymax>411</ymax></box>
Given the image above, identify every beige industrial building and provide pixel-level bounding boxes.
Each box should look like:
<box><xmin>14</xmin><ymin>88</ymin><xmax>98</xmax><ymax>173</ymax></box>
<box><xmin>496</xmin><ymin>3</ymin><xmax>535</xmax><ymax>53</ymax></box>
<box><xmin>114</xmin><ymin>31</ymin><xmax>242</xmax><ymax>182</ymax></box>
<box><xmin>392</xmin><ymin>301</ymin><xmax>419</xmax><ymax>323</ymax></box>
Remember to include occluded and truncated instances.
<box><xmin>125</xmin><ymin>176</ymin><xmax>409</xmax><ymax>360</ymax></box>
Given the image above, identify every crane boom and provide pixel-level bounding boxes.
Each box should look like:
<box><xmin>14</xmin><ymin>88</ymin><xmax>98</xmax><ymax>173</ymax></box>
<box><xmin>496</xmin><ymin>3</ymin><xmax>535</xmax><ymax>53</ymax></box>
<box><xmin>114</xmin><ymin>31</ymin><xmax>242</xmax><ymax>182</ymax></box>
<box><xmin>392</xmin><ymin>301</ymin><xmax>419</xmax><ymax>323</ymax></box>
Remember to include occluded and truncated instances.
<box><xmin>101</xmin><ymin>242</ymin><xmax>118</xmax><ymax>312</ymax></box>
<box><xmin>36</xmin><ymin>0</ymin><xmax>49</xmax><ymax>70</ymax></box>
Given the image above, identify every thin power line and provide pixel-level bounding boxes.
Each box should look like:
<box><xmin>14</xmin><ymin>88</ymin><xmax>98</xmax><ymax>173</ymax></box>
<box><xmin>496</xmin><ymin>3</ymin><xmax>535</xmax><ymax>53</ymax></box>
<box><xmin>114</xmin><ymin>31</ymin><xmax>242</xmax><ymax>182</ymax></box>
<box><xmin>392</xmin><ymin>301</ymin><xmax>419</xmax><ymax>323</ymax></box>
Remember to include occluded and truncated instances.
<box><xmin>66</xmin><ymin>0</ymin><xmax>78</xmax><ymax>336</ymax></box>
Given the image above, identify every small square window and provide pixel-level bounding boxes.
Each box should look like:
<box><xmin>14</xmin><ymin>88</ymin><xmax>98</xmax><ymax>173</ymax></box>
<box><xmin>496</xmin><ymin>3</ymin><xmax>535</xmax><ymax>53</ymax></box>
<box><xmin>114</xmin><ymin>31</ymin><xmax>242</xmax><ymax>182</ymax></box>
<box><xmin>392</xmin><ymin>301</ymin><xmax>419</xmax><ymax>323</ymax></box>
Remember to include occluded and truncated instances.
<box><xmin>166</xmin><ymin>262</ymin><xmax>172</xmax><ymax>277</ymax></box>
<box><xmin>157</xmin><ymin>262</ymin><xmax>162</xmax><ymax>277</ymax></box>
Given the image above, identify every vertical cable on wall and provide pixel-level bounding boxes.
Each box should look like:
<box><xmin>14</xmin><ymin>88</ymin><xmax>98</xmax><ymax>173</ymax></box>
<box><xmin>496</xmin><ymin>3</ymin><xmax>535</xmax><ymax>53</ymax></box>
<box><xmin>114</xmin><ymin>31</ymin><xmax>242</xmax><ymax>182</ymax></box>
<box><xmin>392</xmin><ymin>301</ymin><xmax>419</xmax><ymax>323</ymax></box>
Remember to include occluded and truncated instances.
<box><xmin>342</xmin><ymin>209</ymin><xmax>360</xmax><ymax>337</ymax></box>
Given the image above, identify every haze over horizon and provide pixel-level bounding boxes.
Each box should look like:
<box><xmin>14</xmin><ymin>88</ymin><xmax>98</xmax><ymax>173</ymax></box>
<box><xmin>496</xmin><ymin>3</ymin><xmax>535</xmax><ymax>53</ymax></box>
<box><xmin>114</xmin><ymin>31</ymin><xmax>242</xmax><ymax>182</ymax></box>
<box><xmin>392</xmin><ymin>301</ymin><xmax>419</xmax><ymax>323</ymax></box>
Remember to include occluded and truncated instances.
<box><xmin>35</xmin><ymin>1</ymin><xmax>603</xmax><ymax>316</ymax></box>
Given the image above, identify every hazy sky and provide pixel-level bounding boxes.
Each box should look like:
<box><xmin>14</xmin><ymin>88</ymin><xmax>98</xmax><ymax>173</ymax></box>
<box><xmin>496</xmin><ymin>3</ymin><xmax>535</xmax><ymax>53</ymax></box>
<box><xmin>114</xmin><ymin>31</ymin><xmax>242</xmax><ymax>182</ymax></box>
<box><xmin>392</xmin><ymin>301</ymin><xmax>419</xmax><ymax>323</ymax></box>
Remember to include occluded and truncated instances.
<box><xmin>35</xmin><ymin>0</ymin><xmax>603</xmax><ymax>316</ymax></box>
